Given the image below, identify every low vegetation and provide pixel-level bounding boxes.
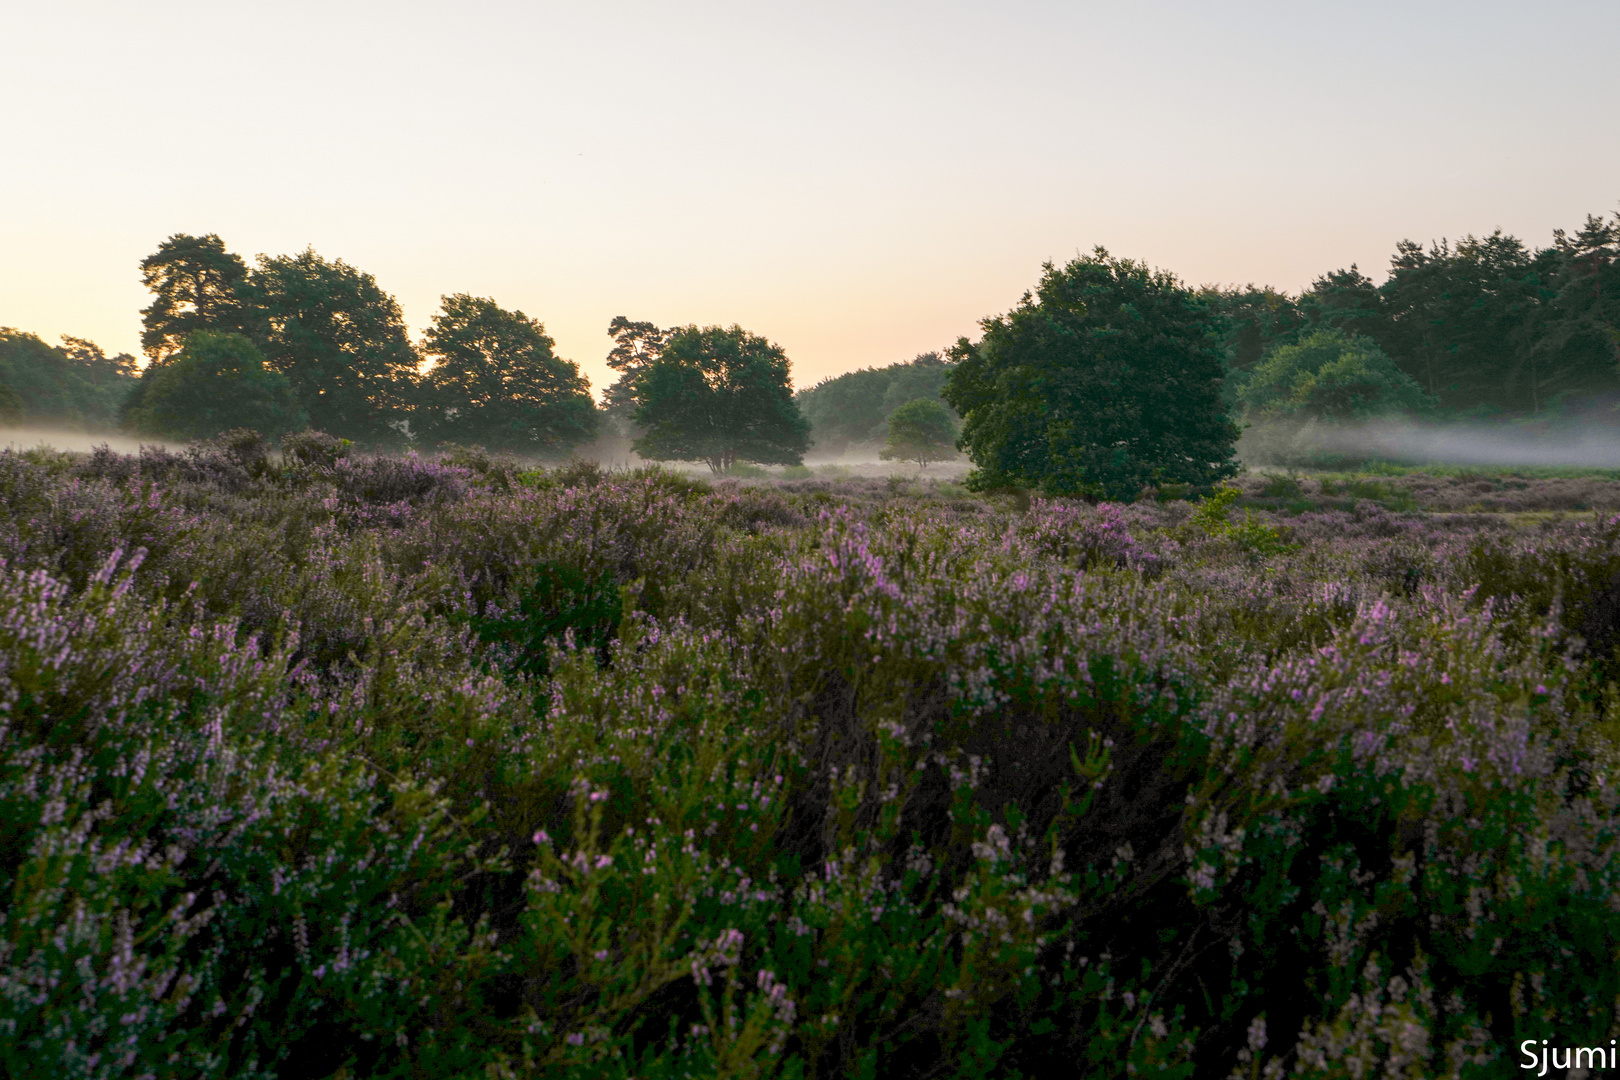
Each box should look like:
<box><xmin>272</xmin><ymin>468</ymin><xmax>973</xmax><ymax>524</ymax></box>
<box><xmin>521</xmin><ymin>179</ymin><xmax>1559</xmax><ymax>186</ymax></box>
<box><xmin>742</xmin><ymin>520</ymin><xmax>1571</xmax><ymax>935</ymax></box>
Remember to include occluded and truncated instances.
<box><xmin>4</xmin><ymin>437</ymin><xmax>1620</xmax><ymax>1078</ymax></box>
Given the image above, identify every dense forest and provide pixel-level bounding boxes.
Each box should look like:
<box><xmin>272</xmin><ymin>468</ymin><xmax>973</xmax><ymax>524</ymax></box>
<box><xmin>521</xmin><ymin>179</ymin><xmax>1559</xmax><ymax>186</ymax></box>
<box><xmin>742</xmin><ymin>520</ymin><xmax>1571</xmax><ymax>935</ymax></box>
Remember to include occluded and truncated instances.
<box><xmin>1208</xmin><ymin>211</ymin><xmax>1620</xmax><ymax>419</ymax></box>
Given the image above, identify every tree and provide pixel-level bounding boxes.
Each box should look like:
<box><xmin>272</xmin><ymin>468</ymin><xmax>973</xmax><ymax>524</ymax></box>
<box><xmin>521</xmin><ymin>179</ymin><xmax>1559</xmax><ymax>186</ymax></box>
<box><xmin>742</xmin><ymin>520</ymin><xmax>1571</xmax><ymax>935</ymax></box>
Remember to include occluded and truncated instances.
<box><xmin>0</xmin><ymin>328</ymin><xmax>137</xmax><ymax>428</ymax></box>
<box><xmin>796</xmin><ymin>367</ymin><xmax>894</xmax><ymax>454</ymax></box>
<box><xmin>632</xmin><ymin>324</ymin><xmax>810</xmax><ymax>473</ymax></box>
<box><xmin>243</xmin><ymin>248</ymin><xmax>420</xmax><ymax>443</ymax></box>
<box><xmin>58</xmin><ymin>337</ymin><xmax>139</xmax><ymax>428</ymax></box>
<box><xmin>139</xmin><ymin>233</ymin><xmax>254</xmax><ymax>361</ymax></box>
<box><xmin>419</xmin><ymin>294</ymin><xmax>596</xmax><ymax>455</ymax></box>
<box><xmin>601</xmin><ymin>316</ymin><xmax>670</xmax><ymax>431</ymax></box>
<box><xmin>796</xmin><ymin>352</ymin><xmax>957</xmax><ymax>454</ymax></box>
<box><xmin>879</xmin><ymin>397</ymin><xmax>958</xmax><ymax>468</ymax></box>
<box><xmin>943</xmin><ymin>248</ymin><xmax>1239</xmax><ymax>500</ymax></box>
<box><xmin>1239</xmin><ymin>328</ymin><xmax>1435</xmax><ymax>421</ymax></box>
<box><xmin>1199</xmin><ymin>285</ymin><xmax>1307</xmax><ymax>373</ymax></box>
<box><xmin>0</xmin><ymin>329</ymin><xmax>72</xmax><ymax>419</ymax></box>
<box><xmin>1540</xmin><ymin>212</ymin><xmax>1620</xmax><ymax>406</ymax></box>
<box><xmin>0</xmin><ymin>376</ymin><xmax>21</xmax><ymax>424</ymax></box>
<box><xmin>126</xmin><ymin>331</ymin><xmax>303</xmax><ymax>440</ymax></box>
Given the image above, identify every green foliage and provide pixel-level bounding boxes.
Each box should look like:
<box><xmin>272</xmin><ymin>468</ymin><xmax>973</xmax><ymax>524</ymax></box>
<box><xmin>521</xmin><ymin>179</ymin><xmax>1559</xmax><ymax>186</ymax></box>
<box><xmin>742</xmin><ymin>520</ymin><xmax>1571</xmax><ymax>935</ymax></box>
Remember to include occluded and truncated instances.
<box><xmin>796</xmin><ymin>351</ymin><xmax>956</xmax><ymax>454</ymax></box>
<box><xmin>420</xmin><ymin>294</ymin><xmax>598</xmax><ymax>456</ymax></box>
<box><xmin>1203</xmin><ymin>209</ymin><xmax>1620</xmax><ymax>418</ymax></box>
<box><xmin>600</xmin><ymin>316</ymin><xmax>671</xmax><ymax>432</ymax></box>
<box><xmin>1199</xmin><ymin>283</ymin><xmax>1309</xmax><ymax>374</ymax></box>
<box><xmin>0</xmin><ymin>328</ymin><xmax>137</xmax><ymax>429</ymax></box>
<box><xmin>125</xmin><ymin>331</ymin><xmax>304</xmax><ymax>440</ymax></box>
<box><xmin>878</xmin><ymin>396</ymin><xmax>958</xmax><ymax>468</ymax></box>
<box><xmin>138</xmin><ymin>232</ymin><xmax>255</xmax><ymax>361</ymax></box>
<box><xmin>945</xmin><ymin>248</ymin><xmax>1241</xmax><ymax>501</ymax></box>
<box><xmin>0</xmin><ymin>376</ymin><xmax>21</xmax><ymax>423</ymax></box>
<box><xmin>1260</xmin><ymin>473</ymin><xmax>1303</xmax><ymax>499</ymax></box>
<box><xmin>633</xmin><ymin>324</ymin><xmax>811</xmax><ymax>473</ymax></box>
<box><xmin>244</xmin><ymin>247</ymin><xmax>421</xmax><ymax>444</ymax></box>
<box><xmin>1188</xmin><ymin>482</ymin><xmax>1241</xmax><ymax>530</ymax></box>
<box><xmin>471</xmin><ymin>562</ymin><xmax>623</xmax><ymax>677</ymax></box>
<box><xmin>1241</xmin><ymin>328</ymin><xmax>1436</xmax><ymax>421</ymax></box>
<box><xmin>1188</xmin><ymin>483</ymin><xmax>1295</xmax><ymax>555</ymax></box>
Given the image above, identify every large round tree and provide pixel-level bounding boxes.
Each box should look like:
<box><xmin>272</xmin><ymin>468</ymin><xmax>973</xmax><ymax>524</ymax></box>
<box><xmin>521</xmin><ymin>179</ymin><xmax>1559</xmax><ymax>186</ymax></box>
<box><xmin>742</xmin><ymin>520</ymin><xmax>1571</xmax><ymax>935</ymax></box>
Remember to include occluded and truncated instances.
<box><xmin>632</xmin><ymin>324</ymin><xmax>810</xmax><ymax>473</ymax></box>
<box><xmin>243</xmin><ymin>248</ymin><xmax>420</xmax><ymax>445</ymax></box>
<box><xmin>944</xmin><ymin>248</ymin><xmax>1239</xmax><ymax>500</ymax></box>
<box><xmin>418</xmin><ymin>294</ymin><xmax>597</xmax><ymax>456</ymax></box>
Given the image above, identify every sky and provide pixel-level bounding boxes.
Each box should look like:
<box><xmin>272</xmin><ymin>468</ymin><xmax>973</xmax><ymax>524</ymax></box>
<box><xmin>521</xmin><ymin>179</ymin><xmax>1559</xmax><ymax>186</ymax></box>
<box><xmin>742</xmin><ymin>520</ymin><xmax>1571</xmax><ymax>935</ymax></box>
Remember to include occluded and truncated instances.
<box><xmin>3</xmin><ymin>0</ymin><xmax>1617</xmax><ymax>397</ymax></box>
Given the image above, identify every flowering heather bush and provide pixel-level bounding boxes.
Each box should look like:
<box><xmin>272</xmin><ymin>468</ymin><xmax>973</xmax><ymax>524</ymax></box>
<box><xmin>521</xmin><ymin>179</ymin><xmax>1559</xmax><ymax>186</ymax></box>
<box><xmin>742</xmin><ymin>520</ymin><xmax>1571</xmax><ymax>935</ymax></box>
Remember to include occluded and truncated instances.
<box><xmin>5</xmin><ymin>446</ymin><xmax>1620</xmax><ymax>1077</ymax></box>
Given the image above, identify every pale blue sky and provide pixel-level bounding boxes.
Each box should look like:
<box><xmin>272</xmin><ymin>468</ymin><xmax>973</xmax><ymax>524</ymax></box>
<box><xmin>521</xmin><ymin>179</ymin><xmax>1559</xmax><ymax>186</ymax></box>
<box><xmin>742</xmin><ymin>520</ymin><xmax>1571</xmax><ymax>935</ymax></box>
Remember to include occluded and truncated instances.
<box><xmin>3</xmin><ymin>0</ymin><xmax>1616</xmax><ymax>394</ymax></box>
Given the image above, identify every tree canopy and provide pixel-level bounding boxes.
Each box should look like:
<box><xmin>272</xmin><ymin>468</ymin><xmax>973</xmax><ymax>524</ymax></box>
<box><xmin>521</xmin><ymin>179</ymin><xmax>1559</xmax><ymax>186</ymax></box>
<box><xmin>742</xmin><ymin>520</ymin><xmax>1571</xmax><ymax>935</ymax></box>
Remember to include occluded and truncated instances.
<box><xmin>0</xmin><ymin>328</ymin><xmax>137</xmax><ymax>428</ymax></box>
<box><xmin>139</xmin><ymin>233</ymin><xmax>254</xmax><ymax>362</ymax></box>
<box><xmin>419</xmin><ymin>294</ymin><xmax>597</xmax><ymax>455</ymax></box>
<box><xmin>878</xmin><ymin>397</ymin><xmax>958</xmax><ymax>469</ymax></box>
<box><xmin>601</xmin><ymin>316</ymin><xmax>671</xmax><ymax>432</ymax></box>
<box><xmin>1204</xmin><ymin>208</ymin><xmax>1620</xmax><ymax>418</ymax></box>
<box><xmin>1239</xmin><ymin>329</ymin><xmax>1436</xmax><ymax>421</ymax></box>
<box><xmin>944</xmin><ymin>249</ymin><xmax>1239</xmax><ymax>500</ymax></box>
<box><xmin>797</xmin><ymin>351</ymin><xmax>956</xmax><ymax>454</ymax></box>
<box><xmin>243</xmin><ymin>248</ymin><xmax>420</xmax><ymax>443</ymax></box>
<box><xmin>632</xmin><ymin>324</ymin><xmax>810</xmax><ymax>473</ymax></box>
<box><xmin>0</xmin><ymin>377</ymin><xmax>22</xmax><ymax>424</ymax></box>
<box><xmin>125</xmin><ymin>331</ymin><xmax>303</xmax><ymax>440</ymax></box>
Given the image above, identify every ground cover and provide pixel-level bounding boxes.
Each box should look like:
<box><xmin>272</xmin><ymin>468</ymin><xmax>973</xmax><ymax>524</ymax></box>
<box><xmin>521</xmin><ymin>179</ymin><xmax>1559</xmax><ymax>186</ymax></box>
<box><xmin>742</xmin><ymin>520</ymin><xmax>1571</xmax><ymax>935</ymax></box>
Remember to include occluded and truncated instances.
<box><xmin>3</xmin><ymin>439</ymin><xmax>1620</xmax><ymax>1078</ymax></box>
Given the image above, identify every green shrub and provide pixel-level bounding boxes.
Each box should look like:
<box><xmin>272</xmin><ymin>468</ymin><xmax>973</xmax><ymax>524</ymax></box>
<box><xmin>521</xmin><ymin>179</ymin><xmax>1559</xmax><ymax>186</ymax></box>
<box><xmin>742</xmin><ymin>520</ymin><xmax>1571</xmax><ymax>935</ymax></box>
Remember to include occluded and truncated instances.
<box><xmin>470</xmin><ymin>562</ymin><xmax>624</xmax><ymax>677</ymax></box>
<box><xmin>1260</xmin><ymin>472</ymin><xmax>1302</xmax><ymax>499</ymax></box>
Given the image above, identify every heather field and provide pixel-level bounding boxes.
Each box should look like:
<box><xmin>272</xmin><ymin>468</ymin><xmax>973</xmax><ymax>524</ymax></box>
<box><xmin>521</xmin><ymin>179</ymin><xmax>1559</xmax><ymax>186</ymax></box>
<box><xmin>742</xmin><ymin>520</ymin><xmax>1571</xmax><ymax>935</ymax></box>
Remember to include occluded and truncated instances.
<box><xmin>7</xmin><ymin>437</ymin><xmax>1620</xmax><ymax>1079</ymax></box>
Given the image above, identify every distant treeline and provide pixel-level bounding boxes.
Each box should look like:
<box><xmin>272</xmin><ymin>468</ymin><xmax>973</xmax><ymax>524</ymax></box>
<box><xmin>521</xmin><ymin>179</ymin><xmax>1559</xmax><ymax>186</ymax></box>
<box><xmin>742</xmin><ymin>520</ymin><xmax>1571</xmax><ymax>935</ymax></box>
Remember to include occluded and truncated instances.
<box><xmin>0</xmin><ymin>330</ymin><xmax>137</xmax><ymax>429</ymax></box>
<box><xmin>1207</xmin><ymin>209</ymin><xmax>1620</xmax><ymax>418</ymax></box>
<box><xmin>3</xmin><ymin>210</ymin><xmax>1616</xmax><ymax>455</ymax></box>
<box><xmin>794</xmin><ymin>351</ymin><xmax>957</xmax><ymax>455</ymax></box>
<box><xmin>791</xmin><ymin>208</ymin><xmax>1619</xmax><ymax>457</ymax></box>
<box><xmin>4</xmin><ymin>234</ymin><xmax>599</xmax><ymax>454</ymax></box>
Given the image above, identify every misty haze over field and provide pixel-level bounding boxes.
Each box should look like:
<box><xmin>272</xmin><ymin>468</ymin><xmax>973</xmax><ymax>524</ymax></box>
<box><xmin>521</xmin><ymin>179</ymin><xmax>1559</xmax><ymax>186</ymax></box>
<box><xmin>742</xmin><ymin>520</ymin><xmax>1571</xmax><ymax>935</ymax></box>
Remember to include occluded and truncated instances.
<box><xmin>1240</xmin><ymin>419</ymin><xmax>1620</xmax><ymax>471</ymax></box>
<box><xmin>0</xmin><ymin>427</ymin><xmax>176</xmax><ymax>456</ymax></box>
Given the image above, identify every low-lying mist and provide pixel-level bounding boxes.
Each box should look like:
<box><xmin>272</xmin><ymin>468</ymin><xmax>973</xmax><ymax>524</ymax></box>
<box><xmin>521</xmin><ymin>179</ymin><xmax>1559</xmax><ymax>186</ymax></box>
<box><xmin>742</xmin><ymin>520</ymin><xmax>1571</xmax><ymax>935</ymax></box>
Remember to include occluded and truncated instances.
<box><xmin>0</xmin><ymin>426</ymin><xmax>178</xmax><ymax>455</ymax></box>
<box><xmin>18</xmin><ymin>419</ymin><xmax>1615</xmax><ymax>478</ymax></box>
<box><xmin>1239</xmin><ymin>417</ymin><xmax>1620</xmax><ymax>471</ymax></box>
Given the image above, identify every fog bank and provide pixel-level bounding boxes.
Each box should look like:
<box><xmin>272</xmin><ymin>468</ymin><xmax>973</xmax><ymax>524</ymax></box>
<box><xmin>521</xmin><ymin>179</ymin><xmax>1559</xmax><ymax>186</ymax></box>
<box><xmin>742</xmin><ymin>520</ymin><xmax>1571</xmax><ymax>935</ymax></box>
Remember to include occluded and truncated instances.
<box><xmin>1240</xmin><ymin>418</ymin><xmax>1620</xmax><ymax>471</ymax></box>
<box><xmin>0</xmin><ymin>427</ymin><xmax>180</xmax><ymax>455</ymax></box>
